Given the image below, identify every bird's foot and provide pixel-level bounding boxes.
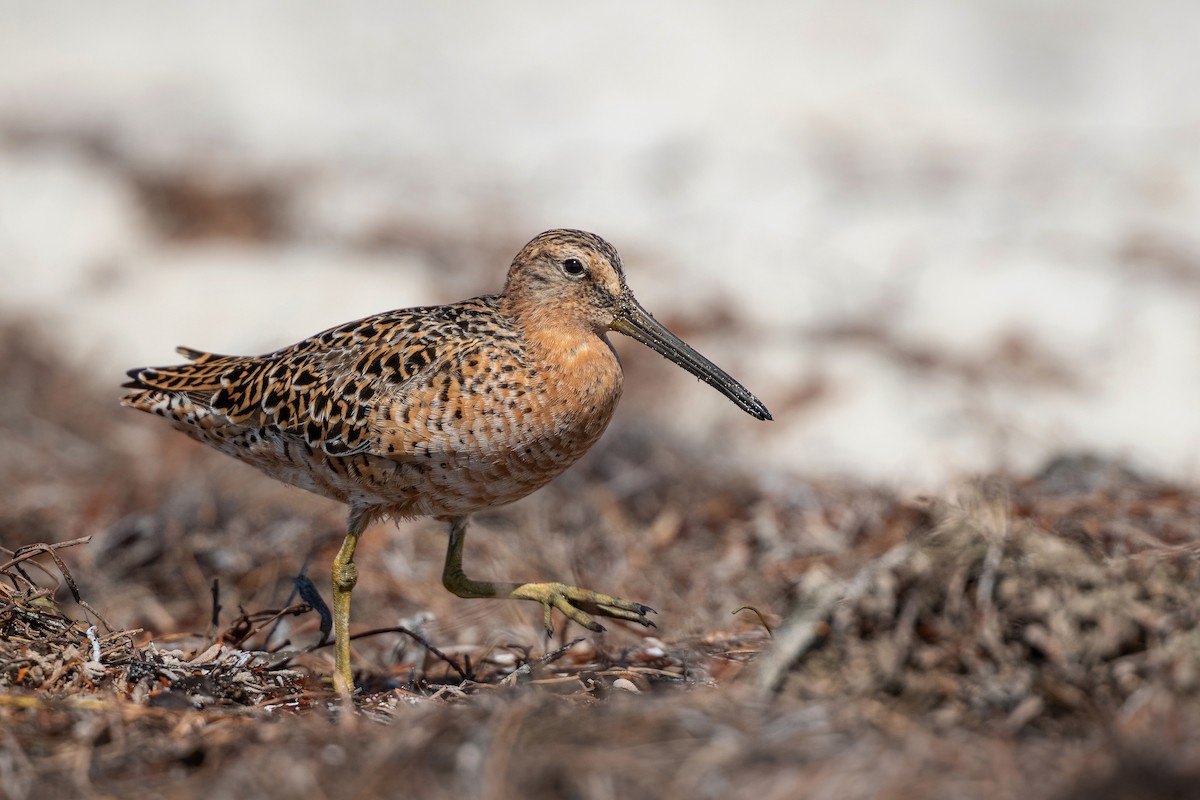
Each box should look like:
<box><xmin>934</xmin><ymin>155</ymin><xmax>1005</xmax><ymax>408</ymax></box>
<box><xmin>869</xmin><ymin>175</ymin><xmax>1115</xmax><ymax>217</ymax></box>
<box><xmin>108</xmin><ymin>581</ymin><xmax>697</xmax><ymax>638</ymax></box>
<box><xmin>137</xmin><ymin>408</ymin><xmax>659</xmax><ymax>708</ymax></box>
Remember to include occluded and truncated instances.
<box><xmin>508</xmin><ymin>582</ymin><xmax>656</xmax><ymax>635</ymax></box>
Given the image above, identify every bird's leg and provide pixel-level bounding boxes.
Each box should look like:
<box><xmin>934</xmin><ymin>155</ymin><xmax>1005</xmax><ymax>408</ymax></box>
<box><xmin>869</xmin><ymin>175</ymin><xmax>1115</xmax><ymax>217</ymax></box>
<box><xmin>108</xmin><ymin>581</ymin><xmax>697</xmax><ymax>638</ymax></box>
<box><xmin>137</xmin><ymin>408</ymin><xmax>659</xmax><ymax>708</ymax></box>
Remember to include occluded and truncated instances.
<box><xmin>332</xmin><ymin>507</ymin><xmax>370</xmax><ymax>698</ymax></box>
<box><xmin>440</xmin><ymin>516</ymin><xmax>656</xmax><ymax>635</ymax></box>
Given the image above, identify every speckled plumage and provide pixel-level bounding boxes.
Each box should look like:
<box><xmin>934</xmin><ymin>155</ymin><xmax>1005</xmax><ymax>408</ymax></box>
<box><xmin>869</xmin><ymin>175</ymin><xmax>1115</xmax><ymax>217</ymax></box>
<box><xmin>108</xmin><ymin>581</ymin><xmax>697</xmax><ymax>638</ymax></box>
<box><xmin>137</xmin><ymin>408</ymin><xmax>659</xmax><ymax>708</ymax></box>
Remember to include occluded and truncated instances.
<box><xmin>124</xmin><ymin>293</ymin><xmax>619</xmax><ymax>519</ymax></box>
<box><xmin>123</xmin><ymin>229</ymin><xmax>771</xmax><ymax>696</ymax></box>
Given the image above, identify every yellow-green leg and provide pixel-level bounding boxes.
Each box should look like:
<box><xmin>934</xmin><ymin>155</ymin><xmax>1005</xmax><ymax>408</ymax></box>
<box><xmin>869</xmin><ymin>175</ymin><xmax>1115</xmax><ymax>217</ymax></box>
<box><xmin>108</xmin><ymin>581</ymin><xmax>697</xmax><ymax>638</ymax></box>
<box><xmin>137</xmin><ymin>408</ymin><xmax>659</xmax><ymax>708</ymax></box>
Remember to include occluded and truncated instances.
<box><xmin>440</xmin><ymin>516</ymin><xmax>655</xmax><ymax>634</ymax></box>
<box><xmin>332</xmin><ymin>508</ymin><xmax>370</xmax><ymax>698</ymax></box>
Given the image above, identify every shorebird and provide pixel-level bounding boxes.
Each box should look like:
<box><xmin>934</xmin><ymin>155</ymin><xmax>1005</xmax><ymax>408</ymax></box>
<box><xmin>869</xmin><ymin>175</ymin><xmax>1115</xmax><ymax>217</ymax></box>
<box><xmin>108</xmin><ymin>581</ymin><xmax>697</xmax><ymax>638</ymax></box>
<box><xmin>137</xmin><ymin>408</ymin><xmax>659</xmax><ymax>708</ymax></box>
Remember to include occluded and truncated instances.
<box><xmin>123</xmin><ymin>229</ymin><xmax>771</xmax><ymax>695</ymax></box>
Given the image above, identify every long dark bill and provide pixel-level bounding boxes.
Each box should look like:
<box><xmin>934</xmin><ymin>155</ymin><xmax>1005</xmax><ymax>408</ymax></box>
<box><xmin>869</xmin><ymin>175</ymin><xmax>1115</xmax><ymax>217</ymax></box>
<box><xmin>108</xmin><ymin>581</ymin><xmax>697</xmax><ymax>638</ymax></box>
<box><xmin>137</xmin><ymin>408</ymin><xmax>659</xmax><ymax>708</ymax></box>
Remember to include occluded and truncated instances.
<box><xmin>611</xmin><ymin>296</ymin><xmax>772</xmax><ymax>421</ymax></box>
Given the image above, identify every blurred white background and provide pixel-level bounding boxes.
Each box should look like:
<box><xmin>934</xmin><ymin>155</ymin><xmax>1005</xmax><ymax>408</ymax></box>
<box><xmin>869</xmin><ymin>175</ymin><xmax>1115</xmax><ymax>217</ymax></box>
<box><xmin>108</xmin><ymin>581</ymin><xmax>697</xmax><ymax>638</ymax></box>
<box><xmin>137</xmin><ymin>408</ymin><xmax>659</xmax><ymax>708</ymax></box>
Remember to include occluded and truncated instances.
<box><xmin>1</xmin><ymin>0</ymin><xmax>1197</xmax><ymax>487</ymax></box>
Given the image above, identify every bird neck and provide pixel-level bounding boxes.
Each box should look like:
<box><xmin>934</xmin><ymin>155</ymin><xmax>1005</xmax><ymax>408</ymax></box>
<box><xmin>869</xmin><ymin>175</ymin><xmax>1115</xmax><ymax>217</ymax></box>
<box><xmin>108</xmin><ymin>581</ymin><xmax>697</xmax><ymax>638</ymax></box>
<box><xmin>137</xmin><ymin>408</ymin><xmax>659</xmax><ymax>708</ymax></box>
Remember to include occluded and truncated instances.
<box><xmin>498</xmin><ymin>299</ymin><xmax>612</xmax><ymax>375</ymax></box>
<box><xmin>526</xmin><ymin>324</ymin><xmax>618</xmax><ymax>375</ymax></box>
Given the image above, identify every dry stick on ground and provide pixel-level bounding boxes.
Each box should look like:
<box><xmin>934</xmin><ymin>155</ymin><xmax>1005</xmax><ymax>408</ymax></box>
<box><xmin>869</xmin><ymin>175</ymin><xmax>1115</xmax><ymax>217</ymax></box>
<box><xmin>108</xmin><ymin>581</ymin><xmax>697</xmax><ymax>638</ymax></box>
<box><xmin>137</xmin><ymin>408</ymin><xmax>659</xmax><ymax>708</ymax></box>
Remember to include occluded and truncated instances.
<box><xmin>500</xmin><ymin>637</ymin><xmax>586</xmax><ymax>685</ymax></box>
<box><xmin>220</xmin><ymin>603</ymin><xmax>314</xmax><ymax>649</ymax></box>
<box><xmin>1</xmin><ymin>537</ymin><xmax>92</xmax><ymax>590</ymax></box>
<box><xmin>752</xmin><ymin>544</ymin><xmax>914</xmax><ymax>697</ymax></box>
<box><xmin>1</xmin><ymin>537</ymin><xmax>114</xmax><ymax>633</ymax></box>
<box><xmin>308</xmin><ymin>625</ymin><xmax>472</xmax><ymax>682</ymax></box>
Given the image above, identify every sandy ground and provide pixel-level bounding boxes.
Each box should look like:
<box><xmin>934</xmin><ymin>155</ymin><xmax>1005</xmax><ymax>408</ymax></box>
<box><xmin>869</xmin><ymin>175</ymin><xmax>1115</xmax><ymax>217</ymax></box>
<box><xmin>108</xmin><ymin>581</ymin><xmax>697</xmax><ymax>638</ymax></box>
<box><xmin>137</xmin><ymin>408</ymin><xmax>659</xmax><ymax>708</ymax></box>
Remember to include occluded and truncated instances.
<box><xmin>4</xmin><ymin>3</ymin><xmax>1200</xmax><ymax>798</ymax></box>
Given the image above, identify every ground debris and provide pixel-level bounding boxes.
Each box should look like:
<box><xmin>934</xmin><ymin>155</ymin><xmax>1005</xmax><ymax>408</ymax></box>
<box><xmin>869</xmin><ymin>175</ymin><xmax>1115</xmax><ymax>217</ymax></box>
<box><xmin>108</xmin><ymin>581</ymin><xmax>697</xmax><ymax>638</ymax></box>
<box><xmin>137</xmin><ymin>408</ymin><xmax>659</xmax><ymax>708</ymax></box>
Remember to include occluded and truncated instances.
<box><xmin>771</xmin><ymin>475</ymin><xmax>1200</xmax><ymax>734</ymax></box>
<box><xmin>1</xmin><ymin>541</ymin><xmax>308</xmax><ymax>709</ymax></box>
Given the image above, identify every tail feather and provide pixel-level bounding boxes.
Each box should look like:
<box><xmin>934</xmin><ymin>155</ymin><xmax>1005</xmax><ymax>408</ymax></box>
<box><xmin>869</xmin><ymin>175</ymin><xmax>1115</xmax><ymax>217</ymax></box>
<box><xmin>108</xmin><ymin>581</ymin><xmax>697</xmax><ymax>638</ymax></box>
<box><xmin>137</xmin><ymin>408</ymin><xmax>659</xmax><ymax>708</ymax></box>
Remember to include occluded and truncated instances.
<box><xmin>176</xmin><ymin>346</ymin><xmax>231</xmax><ymax>364</ymax></box>
<box><xmin>121</xmin><ymin>367</ymin><xmax>146</xmax><ymax>389</ymax></box>
<box><xmin>122</xmin><ymin>356</ymin><xmax>238</xmax><ymax>394</ymax></box>
<box><xmin>124</xmin><ymin>345</ymin><xmax>227</xmax><ymax>390</ymax></box>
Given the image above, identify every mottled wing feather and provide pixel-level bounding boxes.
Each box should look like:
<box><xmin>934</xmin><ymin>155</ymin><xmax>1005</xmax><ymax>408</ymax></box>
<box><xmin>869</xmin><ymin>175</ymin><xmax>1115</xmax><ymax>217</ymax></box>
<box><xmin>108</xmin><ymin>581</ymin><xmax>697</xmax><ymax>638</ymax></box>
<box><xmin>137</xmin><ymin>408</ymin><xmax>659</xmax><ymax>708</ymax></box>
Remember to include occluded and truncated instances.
<box><xmin>124</xmin><ymin>297</ymin><xmax>504</xmax><ymax>458</ymax></box>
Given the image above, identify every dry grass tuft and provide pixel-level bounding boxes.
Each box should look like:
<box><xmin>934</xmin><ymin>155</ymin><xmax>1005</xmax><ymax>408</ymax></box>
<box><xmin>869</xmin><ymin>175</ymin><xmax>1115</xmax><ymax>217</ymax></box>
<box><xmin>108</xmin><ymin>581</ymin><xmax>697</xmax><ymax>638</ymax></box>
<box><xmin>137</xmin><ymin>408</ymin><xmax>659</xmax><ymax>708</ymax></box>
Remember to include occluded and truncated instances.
<box><xmin>768</xmin><ymin>479</ymin><xmax>1200</xmax><ymax>734</ymax></box>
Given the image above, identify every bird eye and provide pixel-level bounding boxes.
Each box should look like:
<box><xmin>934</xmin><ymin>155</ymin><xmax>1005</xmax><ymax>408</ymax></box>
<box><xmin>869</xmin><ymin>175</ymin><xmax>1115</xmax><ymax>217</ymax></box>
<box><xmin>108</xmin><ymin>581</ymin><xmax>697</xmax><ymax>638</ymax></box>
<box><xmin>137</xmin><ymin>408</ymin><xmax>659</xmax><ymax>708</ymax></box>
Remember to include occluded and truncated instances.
<box><xmin>562</xmin><ymin>258</ymin><xmax>585</xmax><ymax>276</ymax></box>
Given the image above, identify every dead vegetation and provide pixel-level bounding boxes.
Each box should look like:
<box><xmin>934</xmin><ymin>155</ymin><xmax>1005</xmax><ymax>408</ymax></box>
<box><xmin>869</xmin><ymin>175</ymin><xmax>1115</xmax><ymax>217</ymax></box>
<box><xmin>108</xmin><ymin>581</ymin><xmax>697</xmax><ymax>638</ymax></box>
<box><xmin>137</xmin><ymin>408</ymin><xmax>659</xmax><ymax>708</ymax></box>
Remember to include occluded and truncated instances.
<box><xmin>765</xmin><ymin>479</ymin><xmax>1200</xmax><ymax>730</ymax></box>
<box><xmin>3</xmin><ymin>325</ymin><xmax>1200</xmax><ymax>799</ymax></box>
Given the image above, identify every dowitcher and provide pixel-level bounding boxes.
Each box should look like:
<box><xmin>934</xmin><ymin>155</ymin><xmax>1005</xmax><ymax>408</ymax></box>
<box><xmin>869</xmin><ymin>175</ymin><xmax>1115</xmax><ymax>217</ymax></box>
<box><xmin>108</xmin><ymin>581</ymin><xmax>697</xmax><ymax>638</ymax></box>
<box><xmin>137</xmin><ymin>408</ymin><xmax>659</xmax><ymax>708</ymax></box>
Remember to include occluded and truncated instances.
<box><xmin>123</xmin><ymin>229</ymin><xmax>771</xmax><ymax>695</ymax></box>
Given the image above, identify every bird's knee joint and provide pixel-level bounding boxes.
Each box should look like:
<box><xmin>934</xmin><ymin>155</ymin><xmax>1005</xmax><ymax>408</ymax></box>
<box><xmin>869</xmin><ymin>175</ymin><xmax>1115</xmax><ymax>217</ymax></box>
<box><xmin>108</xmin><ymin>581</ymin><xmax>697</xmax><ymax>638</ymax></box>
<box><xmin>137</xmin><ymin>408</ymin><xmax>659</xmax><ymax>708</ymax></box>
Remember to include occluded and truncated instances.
<box><xmin>333</xmin><ymin>562</ymin><xmax>359</xmax><ymax>592</ymax></box>
<box><xmin>442</xmin><ymin>568</ymin><xmax>466</xmax><ymax>594</ymax></box>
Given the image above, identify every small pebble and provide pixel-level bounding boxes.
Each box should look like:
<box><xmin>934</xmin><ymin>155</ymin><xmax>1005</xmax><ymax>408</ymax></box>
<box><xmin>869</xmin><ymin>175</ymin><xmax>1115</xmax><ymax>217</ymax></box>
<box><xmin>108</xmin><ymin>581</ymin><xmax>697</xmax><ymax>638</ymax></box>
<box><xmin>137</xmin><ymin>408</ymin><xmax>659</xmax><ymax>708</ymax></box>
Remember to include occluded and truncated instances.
<box><xmin>612</xmin><ymin>678</ymin><xmax>640</xmax><ymax>693</ymax></box>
